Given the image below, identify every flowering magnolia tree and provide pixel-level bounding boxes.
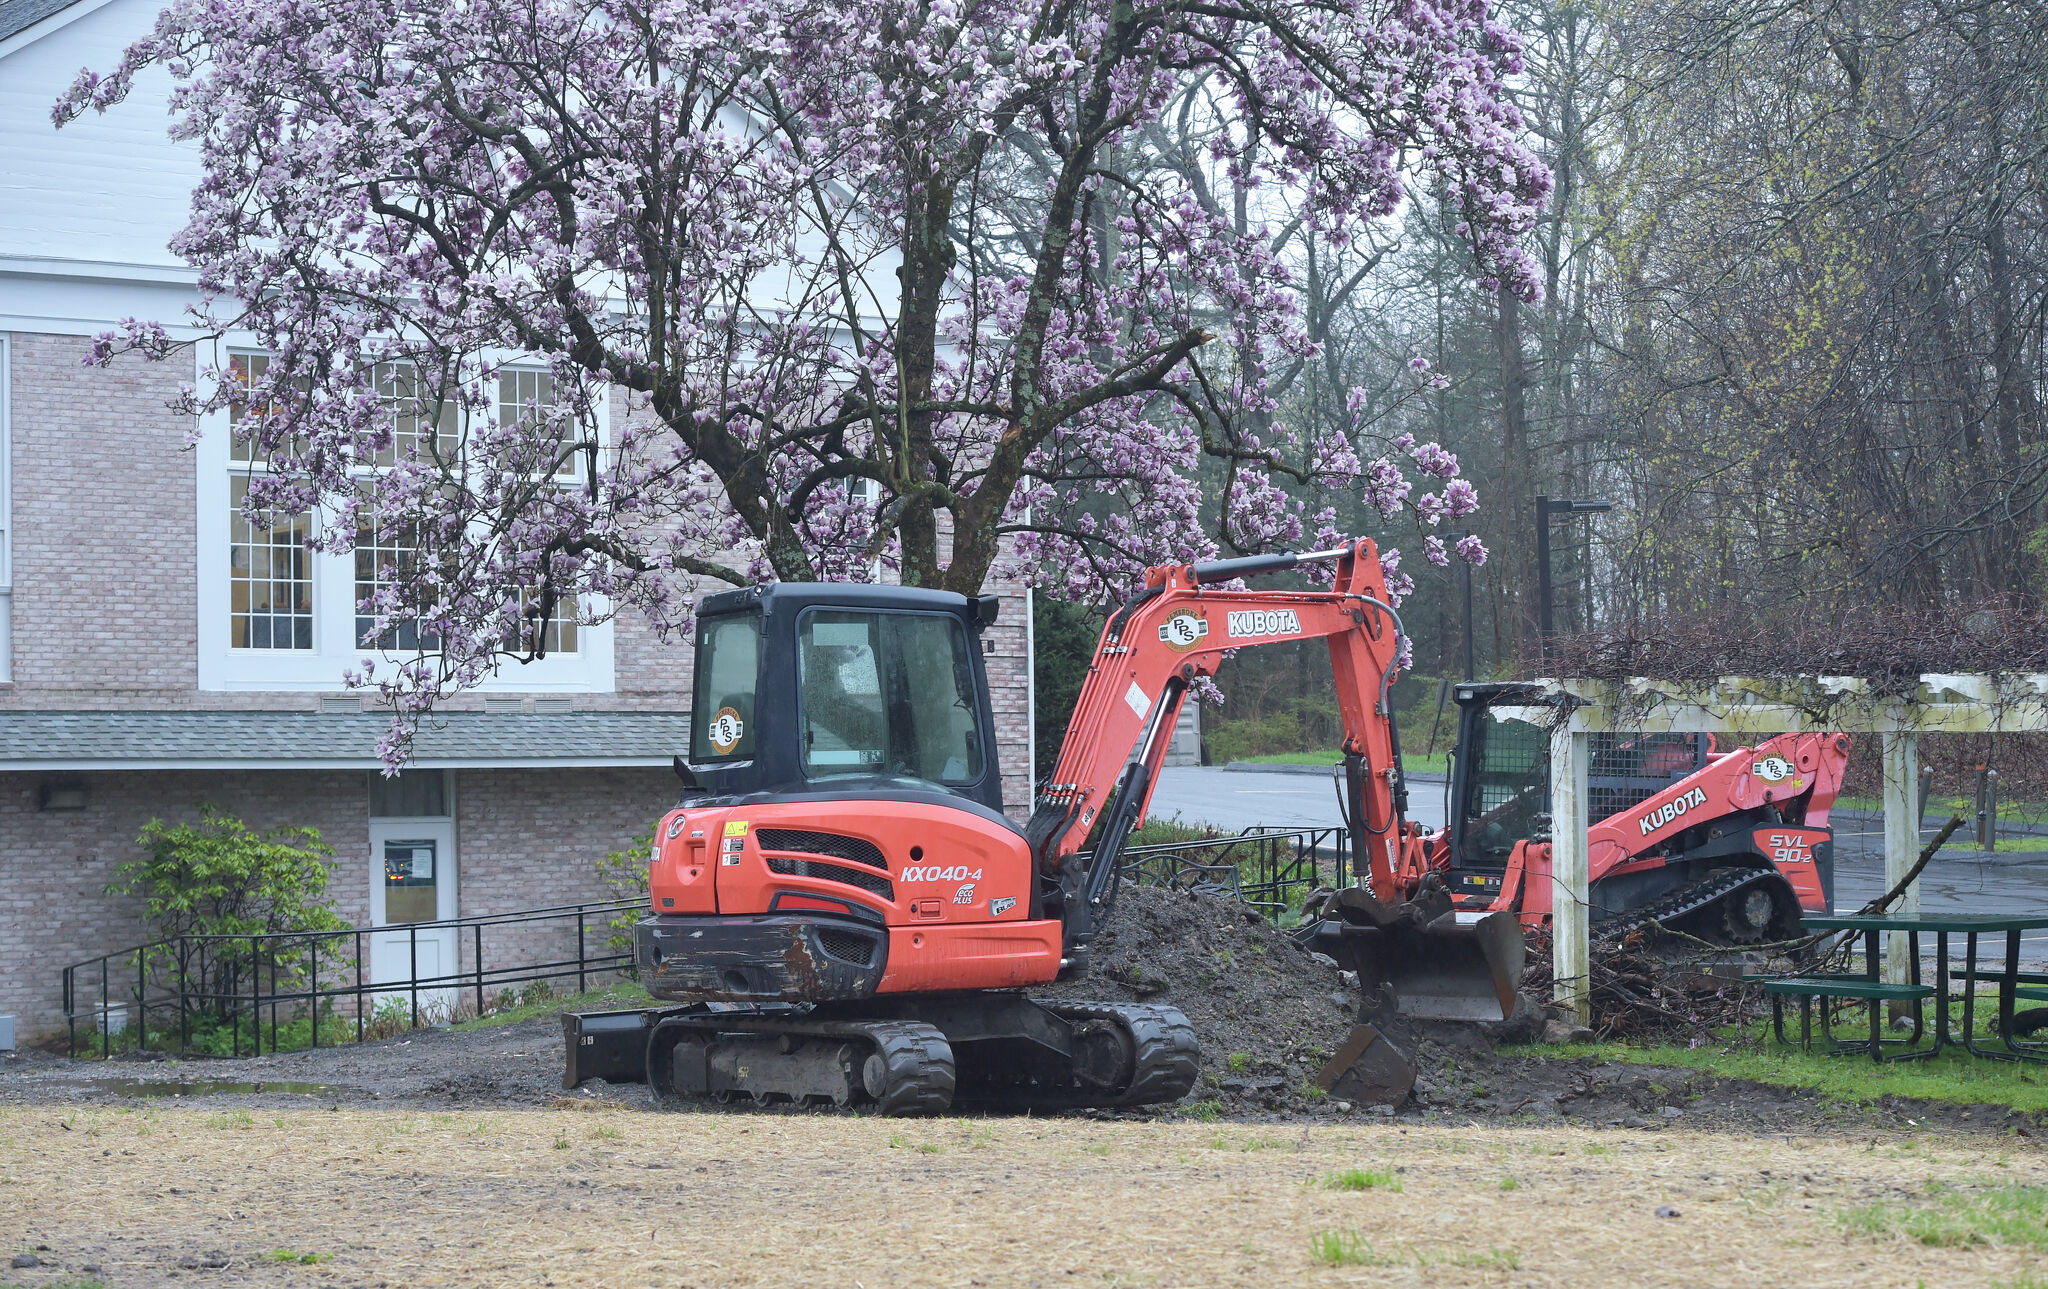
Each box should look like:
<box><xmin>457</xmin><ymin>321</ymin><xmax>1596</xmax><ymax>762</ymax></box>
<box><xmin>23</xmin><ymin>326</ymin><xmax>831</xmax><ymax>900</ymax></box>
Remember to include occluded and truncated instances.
<box><xmin>61</xmin><ymin>0</ymin><xmax>1547</xmax><ymax>747</ymax></box>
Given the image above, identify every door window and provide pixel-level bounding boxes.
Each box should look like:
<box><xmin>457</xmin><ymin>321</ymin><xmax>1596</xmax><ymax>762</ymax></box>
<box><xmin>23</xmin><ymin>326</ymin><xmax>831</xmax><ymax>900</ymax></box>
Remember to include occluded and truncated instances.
<box><xmin>691</xmin><ymin>613</ymin><xmax>760</xmax><ymax>762</ymax></box>
<box><xmin>382</xmin><ymin>839</ymin><xmax>440</xmax><ymax>924</ymax></box>
<box><xmin>1461</xmin><ymin>712</ymin><xmax>1547</xmax><ymax>864</ymax></box>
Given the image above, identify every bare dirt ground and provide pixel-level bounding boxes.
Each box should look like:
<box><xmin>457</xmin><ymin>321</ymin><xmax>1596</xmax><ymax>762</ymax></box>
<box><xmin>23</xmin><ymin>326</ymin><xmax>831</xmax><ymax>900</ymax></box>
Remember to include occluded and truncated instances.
<box><xmin>8</xmin><ymin>886</ymin><xmax>2048</xmax><ymax>1286</ymax></box>
<box><xmin>2</xmin><ymin>1106</ymin><xmax>2044</xmax><ymax>1288</ymax></box>
<box><xmin>6</xmin><ymin>884</ymin><xmax>2047</xmax><ymax>1138</ymax></box>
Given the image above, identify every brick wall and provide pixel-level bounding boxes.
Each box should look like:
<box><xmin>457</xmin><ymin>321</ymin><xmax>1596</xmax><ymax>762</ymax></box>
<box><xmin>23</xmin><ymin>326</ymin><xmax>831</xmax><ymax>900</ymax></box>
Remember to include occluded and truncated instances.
<box><xmin>0</xmin><ymin>765</ymin><xmax>676</xmax><ymax>1040</ymax></box>
<box><xmin>448</xmin><ymin>766</ymin><xmax>670</xmax><ymax>992</ymax></box>
<box><xmin>3</xmin><ymin>333</ymin><xmax>199</xmax><ymax>702</ymax></box>
<box><xmin>0</xmin><ymin>769</ymin><xmax>368</xmax><ymax>1038</ymax></box>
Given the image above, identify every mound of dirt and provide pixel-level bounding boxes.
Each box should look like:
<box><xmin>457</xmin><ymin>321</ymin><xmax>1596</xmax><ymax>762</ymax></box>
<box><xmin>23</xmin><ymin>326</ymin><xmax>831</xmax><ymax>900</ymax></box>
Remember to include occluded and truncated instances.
<box><xmin>1035</xmin><ymin>884</ymin><xmax>1363</xmax><ymax>1115</ymax></box>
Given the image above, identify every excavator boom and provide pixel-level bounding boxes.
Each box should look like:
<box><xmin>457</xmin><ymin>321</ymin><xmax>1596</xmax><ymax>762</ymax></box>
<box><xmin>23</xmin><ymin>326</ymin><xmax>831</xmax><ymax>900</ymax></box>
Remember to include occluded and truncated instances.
<box><xmin>1028</xmin><ymin>539</ymin><xmax>1523</xmax><ymax>1020</ymax></box>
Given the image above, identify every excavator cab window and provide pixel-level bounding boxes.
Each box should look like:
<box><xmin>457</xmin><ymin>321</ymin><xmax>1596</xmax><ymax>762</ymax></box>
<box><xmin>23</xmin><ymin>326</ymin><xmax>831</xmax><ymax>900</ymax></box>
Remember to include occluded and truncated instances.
<box><xmin>797</xmin><ymin>609</ymin><xmax>985</xmax><ymax>787</ymax></box>
<box><xmin>690</xmin><ymin>612</ymin><xmax>761</xmax><ymax>763</ymax></box>
<box><xmin>1459</xmin><ymin>710</ymin><xmax>1548</xmax><ymax>866</ymax></box>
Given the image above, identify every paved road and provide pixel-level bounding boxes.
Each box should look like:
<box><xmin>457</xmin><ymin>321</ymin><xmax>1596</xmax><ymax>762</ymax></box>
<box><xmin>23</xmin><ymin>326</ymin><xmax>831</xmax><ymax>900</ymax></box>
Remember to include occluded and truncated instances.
<box><xmin>1152</xmin><ymin>764</ymin><xmax>2048</xmax><ymax>963</ymax></box>
<box><xmin>1148</xmin><ymin>764</ymin><xmax>1447</xmax><ymax>834</ymax></box>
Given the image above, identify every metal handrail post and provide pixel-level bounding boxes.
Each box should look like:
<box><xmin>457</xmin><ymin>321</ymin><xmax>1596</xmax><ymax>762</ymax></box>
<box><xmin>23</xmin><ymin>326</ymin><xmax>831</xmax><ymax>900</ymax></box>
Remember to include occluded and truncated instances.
<box><xmin>252</xmin><ymin>936</ymin><xmax>262</xmax><ymax>1056</ymax></box>
<box><xmin>310</xmin><ymin>939</ymin><xmax>320</xmax><ymax>1048</ymax></box>
<box><xmin>355</xmin><ymin>930</ymin><xmax>364</xmax><ymax>1043</ymax></box>
<box><xmin>136</xmin><ymin>947</ymin><xmax>147</xmax><ymax>1054</ymax></box>
<box><xmin>409</xmin><ymin>925</ymin><xmax>420</xmax><ymax>1030</ymax></box>
<box><xmin>577</xmin><ymin>911</ymin><xmax>587</xmax><ymax>994</ymax></box>
<box><xmin>100</xmin><ymin>962</ymin><xmax>111</xmax><ymax>1059</ymax></box>
<box><xmin>474</xmin><ymin>923</ymin><xmax>484</xmax><ymax>1020</ymax></box>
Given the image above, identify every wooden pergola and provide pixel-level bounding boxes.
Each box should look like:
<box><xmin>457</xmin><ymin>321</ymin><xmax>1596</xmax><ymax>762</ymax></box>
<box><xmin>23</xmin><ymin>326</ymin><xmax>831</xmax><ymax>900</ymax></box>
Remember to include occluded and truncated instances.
<box><xmin>1499</xmin><ymin>674</ymin><xmax>2048</xmax><ymax>1023</ymax></box>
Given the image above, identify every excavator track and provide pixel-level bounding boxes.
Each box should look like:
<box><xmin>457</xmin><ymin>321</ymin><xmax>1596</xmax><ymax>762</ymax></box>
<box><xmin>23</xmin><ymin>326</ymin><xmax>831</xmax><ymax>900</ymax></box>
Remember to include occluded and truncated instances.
<box><xmin>1595</xmin><ymin>867</ymin><xmax>1792</xmax><ymax>945</ymax></box>
<box><xmin>956</xmin><ymin>1001</ymin><xmax>1200</xmax><ymax>1111</ymax></box>
<box><xmin>646</xmin><ymin>1012</ymin><xmax>957</xmax><ymax>1116</ymax></box>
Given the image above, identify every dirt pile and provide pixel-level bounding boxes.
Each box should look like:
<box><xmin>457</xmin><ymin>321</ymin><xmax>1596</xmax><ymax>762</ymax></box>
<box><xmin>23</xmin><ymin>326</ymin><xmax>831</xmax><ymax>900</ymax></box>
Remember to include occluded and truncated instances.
<box><xmin>1036</xmin><ymin>884</ymin><xmax>1363</xmax><ymax>1114</ymax></box>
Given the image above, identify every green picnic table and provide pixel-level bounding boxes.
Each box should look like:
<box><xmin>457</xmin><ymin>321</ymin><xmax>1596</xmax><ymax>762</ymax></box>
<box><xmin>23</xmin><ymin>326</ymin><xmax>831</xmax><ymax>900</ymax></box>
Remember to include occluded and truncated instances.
<box><xmin>1798</xmin><ymin>912</ymin><xmax>2048</xmax><ymax>1063</ymax></box>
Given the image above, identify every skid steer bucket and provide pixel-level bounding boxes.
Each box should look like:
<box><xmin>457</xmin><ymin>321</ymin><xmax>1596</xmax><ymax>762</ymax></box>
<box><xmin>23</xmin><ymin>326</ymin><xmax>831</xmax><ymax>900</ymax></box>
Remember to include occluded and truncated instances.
<box><xmin>1308</xmin><ymin>906</ymin><xmax>1526</xmax><ymax>1023</ymax></box>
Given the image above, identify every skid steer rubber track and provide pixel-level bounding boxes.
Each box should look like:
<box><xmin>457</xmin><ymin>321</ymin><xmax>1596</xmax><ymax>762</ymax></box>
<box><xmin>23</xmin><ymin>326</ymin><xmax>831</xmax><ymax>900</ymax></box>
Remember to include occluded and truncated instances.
<box><xmin>646</xmin><ymin>1012</ymin><xmax>956</xmax><ymax>1116</ymax></box>
<box><xmin>956</xmin><ymin>1001</ymin><xmax>1200</xmax><ymax>1111</ymax></box>
<box><xmin>1596</xmin><ymin>867</ymin><xmax>1796</xmax><ymax>945</ymax></box>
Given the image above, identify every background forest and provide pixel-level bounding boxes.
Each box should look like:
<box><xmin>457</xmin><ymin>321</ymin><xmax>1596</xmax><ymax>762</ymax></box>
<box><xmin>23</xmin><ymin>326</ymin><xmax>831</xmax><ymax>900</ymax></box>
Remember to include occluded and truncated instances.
<box><xmin>1038</xmin><ymin>0</ymin><xmax>2048</xmax><ymax>776</ymax></box>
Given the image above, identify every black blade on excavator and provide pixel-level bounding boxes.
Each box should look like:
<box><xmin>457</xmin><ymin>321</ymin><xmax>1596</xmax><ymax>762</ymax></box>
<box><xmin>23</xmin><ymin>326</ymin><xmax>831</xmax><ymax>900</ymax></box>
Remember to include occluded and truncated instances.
<box><xmin>1310</xmin><ymin>908</ymin><xmax>1527</xmax><ymax>1023</ymax></box>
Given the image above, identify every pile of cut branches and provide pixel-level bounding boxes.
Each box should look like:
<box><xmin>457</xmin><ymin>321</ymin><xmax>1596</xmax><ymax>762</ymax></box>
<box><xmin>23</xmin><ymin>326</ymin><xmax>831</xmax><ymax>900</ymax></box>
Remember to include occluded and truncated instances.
<box><xmin>1520</xmin><ymin>931</ymin><xmax>1762</xmax><ymax>1044</ymax></box>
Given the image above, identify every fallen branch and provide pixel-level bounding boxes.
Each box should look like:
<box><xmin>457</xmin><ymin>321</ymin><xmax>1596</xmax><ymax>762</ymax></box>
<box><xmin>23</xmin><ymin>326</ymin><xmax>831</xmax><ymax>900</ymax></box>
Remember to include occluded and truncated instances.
<box><xmin>1860</xmin><ymin>814</ymin><xmax>1966</xmax><ymax>915</ymax></box>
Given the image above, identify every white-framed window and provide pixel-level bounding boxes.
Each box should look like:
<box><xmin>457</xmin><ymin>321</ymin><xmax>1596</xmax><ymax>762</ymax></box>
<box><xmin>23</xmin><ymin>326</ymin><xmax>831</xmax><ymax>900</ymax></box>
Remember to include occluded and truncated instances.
<box><xmin>195</xmin><ymin>342</ymin><xmax>614</xmax><ymax>692</ymax></box>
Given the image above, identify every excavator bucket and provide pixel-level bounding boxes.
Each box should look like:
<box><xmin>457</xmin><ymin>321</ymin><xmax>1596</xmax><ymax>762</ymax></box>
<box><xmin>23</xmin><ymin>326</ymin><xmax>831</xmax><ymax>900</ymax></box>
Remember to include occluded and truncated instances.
<box><xmin>1309</xmin><ymin>903</ymin><xmax>1527</xmax><ymax>1023</ymax></box>
<box><xmin>1313</xmin><ymin>1023</ymin><xmax>1416</xmax><ymax>1105</ymax></box>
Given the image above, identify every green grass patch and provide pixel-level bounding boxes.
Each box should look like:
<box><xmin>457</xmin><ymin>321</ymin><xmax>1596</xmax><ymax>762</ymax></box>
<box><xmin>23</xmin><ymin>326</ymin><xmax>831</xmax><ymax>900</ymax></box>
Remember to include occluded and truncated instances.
<box><xmin>1838</xmin><ymin>1183</ymin><xmax>2048</xmax><ymax>1249</ymax></box>
<box><xmin>1321</xmin><ymin>1167</ymin><xmax>1402</xmax><ymax>1192</ymax></box>
<box><xmin>451</xmin><ymin>980</ymin><xmax>653</xmax><ymax>1031</ymax></box>
<box><xmin>1306</xmin><ymin>1231</ymin><xmax>1516</xmax><ymax>1270</ymax></box>
<box><xmin>264</xmin><ymin>1251</ymin><xmax>334</xmax><ymax>1265</ymax></box>
<box><xmin>1308</xmin><ymin>1229</ymin><xmax>1392</xmax><ymax>1266</ymax></box>
<box><xmin>1530</xmin><ymin>1035</ymin><xmax>2048</xmax><ymax>1114</ymax></box>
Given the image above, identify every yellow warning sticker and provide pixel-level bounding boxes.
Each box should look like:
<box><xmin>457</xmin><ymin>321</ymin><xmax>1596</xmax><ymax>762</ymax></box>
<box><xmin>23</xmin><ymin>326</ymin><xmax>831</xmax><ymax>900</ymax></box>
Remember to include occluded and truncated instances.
<box><xmin>723</xmin><ymin>820</ymin><xmax>749</xmax><ymax>838</ymax></box>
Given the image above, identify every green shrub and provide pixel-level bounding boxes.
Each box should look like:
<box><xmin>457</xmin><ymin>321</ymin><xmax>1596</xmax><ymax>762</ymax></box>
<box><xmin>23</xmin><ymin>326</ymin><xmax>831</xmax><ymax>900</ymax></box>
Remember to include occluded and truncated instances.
<box><xmin>594</xmin><ymin>826</ymin><xmax>658</xmax><ymax>970</ymax></box>
<box><xmin>103</xmin><ymin>806</ymin><xmax>346</xmax><ymax>1046</ymax></box>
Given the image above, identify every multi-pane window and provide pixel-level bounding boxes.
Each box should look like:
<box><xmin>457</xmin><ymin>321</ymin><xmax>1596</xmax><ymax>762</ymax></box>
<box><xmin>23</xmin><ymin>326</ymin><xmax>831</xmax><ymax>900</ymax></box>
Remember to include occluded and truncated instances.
<box><xmin>354</xmin><ymin>481</ymin><xmax>439</xmax><ymax>652</ymax></box>
<box><xmin>372</xmin><ymin>361</ymin><xmax>459</xmax><ymax>466</ymax></box>
<box><xmin>499</xmin><ymin>368</ymin><xmax>580</xmax><ymax>654</ymax></box>
<box><xmin>228</xmin><ymin>353</ymin><xmax>316</xmax><ymax>650</ymax></box>
<box><xmin>229</xmin><ymin>475</ymin><xmax>315</xmax><ymax>649</ymax></box>
<box><xmin>511</xmin><ymin>591</ymin><xmax>579</xmax><ymax>656</ymax></box>
<box><xmin>500</xmin><ymin>369</ymin><xmax>578</xmax><ymax>479</ymax></box>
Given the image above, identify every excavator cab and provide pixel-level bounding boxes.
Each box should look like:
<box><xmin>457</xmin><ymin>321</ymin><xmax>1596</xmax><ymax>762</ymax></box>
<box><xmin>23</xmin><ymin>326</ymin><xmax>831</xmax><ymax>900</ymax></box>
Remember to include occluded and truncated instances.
<box><xmin>683</xmin><ymin>583</ymin><xmax>1008</xmax><ymax>814</ymax></box>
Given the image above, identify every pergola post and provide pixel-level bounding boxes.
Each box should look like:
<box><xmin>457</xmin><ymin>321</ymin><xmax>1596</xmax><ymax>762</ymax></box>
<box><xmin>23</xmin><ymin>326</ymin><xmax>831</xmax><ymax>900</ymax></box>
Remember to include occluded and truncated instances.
<box><xmin>1880</xmin><ymin>729</ymin><xmax>1920</xmax><ymax>984</ymax></box>
<box><xmin>1549</xmin><ymin>721</ymin><xmax>1591</xmax><ymax>1025</ymax></box>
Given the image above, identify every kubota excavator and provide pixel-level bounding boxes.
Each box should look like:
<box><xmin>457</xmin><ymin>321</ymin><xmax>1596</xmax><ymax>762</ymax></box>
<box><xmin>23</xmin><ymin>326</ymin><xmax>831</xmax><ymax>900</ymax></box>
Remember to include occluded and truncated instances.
<box><xmin>563</xmin><ymin>538</ymin><xmax>1520</xmax><ymax>1113</ymax></box>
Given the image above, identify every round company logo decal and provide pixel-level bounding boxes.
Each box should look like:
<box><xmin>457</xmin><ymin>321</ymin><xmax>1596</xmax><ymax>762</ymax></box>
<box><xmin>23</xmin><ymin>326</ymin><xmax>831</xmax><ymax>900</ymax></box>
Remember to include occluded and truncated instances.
<box><xmin>1752</xmin><ymin>755</ymin><xmax>1796</xmax><ymax>783</ymax></box>
<box><xmin>708</xmin><ymin>706</ymin><xmax>746</xmax><ymax>755</ymax></box>
<box><xmin>1157</xmin><ymin>610</ymin><xmax>1209</xmax><ymax>652</ymax></box>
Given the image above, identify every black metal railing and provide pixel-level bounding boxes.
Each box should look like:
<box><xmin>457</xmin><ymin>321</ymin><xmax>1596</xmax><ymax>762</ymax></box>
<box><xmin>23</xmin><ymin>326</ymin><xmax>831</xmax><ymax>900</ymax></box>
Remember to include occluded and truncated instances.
<box><xmin>60</xmin><ymin>897</ymin><xmax>642</xmax><ymax>1059</ymax></box>
<box><xmin>1116</xmin><ymin>826</ymin><xmax>1350</xmax><ymax>918</ymax></box>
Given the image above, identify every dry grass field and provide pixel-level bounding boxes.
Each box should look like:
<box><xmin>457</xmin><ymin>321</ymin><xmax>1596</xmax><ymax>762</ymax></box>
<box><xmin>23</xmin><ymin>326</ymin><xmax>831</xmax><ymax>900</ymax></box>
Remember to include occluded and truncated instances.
<box><xmin>2</xmin><ymin>1104</ymin><xmax>2044</xmax><ymax>1288</ymax></box>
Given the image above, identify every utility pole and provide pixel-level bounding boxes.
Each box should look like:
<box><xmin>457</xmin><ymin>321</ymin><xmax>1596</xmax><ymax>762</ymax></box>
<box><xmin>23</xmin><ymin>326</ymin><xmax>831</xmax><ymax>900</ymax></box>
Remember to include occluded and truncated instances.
<box><xmin>1460</xmin><ymin>536</ymin><xmax>1476</xmax><ymax>680</ymax></box>
<box><xmin>1535</xmin><ymin>494</ymin><xmax>1613</xmax><ymax>664</ymax></box>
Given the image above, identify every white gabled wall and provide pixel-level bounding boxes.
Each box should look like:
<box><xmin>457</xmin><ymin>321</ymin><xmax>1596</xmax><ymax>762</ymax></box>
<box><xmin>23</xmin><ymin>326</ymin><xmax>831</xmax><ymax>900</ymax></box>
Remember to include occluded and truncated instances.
<box><xmin>0</xmin><ymin>0</ymin><xmax>198</xmax><ymax>270</ymax></box>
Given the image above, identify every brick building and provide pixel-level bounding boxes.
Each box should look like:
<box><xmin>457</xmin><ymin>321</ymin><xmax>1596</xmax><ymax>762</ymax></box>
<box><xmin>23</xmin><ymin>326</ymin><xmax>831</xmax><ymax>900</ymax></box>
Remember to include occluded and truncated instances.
<box><xmin>0</xmin><ymin>0</ymin><xmax>1034</xmax><ymax>1039</ymax></box>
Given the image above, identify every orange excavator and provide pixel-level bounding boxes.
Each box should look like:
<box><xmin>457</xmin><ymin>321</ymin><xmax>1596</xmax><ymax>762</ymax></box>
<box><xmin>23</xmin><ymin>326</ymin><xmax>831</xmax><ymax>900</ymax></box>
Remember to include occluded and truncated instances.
<box><xmin>563</xmin><ymin>538</ymin><xmax>1518</xmax><ymax>1112</ymax></box>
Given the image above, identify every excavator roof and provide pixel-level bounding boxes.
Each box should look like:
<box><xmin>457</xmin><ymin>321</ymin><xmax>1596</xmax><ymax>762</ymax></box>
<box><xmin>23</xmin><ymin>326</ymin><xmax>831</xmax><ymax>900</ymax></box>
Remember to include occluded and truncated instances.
<box><xmin>700</xmin><ymin>581</ymin><xmax>999</xmax><ymax>627</ymax></box>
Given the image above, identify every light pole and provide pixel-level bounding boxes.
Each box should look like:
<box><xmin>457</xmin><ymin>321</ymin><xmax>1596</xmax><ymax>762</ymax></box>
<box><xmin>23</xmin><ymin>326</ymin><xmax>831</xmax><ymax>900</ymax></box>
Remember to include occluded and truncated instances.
<box><xmin>1535</xmin><ymin>494</ymin><xmax>1612</xmax><ymax>662</ymax></box>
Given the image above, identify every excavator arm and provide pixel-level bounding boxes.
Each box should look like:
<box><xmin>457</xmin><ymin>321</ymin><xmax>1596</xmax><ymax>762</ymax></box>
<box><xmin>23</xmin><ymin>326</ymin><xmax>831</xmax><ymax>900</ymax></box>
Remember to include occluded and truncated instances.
<box><xmin>1026</xmin><ymin>539</ymin><xmax>1435</xmax><ymax>961</ymax></box>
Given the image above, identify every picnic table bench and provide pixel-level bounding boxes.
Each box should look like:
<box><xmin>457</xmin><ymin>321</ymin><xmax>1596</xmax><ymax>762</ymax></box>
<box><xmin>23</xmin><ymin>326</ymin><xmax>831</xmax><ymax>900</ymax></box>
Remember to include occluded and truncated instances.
<box><xmin>1765</xmin><ymin>913</ymin><xmax>2048</xmax><ymax>1063</ymax></box>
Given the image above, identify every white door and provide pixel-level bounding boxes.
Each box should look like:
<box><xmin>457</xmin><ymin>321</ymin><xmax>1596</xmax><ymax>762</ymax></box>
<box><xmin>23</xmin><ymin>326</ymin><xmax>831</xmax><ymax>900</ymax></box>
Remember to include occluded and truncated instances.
<box><xmin>368</xmin><ymin>816</ymin><xmax>459</xmax><ymax>1020</ymax></box>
